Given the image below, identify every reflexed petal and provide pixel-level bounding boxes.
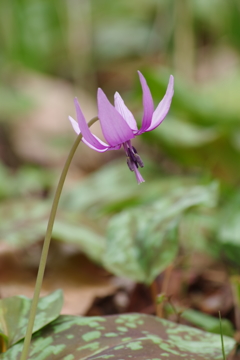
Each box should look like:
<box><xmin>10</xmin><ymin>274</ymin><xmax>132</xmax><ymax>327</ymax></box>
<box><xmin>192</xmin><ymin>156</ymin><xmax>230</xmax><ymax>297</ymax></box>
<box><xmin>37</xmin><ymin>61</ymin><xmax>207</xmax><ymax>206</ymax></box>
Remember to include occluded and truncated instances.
<box><xmin>97</xmin><ymin>89</ymin><xmax>134</xmax><ymax>146</ymax></box>
<box><xmin>82</xmin><ymin>134</ymin><xmax>120</xmax><ymax>152</ymax></box>
<box><xmin>69</xmin><ymin>116</ymin><xmax>109</xmax><ymax>149</ymax></box>
<box><xmin>146</xmin><ymin>75</ymin><xmax>174</xmax><ymax>132</ymax></box>
<box><xmin>74</xmin><ymin>98</ymin><xmax>109</xmax><ymax>151</ymax></box>
<box><xmin>137</xmin><ymin>71</ymin><xmax>154</xmax><ymax>134</ymax></box>
<box><xmin>68</xmin><ymin>116</ymin><xmax>80</xmax><ymax>135</ymax></box>
<box><xmin>114</xmin><ymin>92</ymin><xmax>138</xmax><ymax>131</ymax></box>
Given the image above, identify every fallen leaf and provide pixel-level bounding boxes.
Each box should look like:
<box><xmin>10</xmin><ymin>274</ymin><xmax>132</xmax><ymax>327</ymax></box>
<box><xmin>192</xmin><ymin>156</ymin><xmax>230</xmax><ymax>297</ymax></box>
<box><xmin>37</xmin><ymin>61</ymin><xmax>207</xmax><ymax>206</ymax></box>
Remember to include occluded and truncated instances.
<box><xmin>0</xmin><ymin>244</ymin><xmax>116</xmax><ymax>315</ymax></box>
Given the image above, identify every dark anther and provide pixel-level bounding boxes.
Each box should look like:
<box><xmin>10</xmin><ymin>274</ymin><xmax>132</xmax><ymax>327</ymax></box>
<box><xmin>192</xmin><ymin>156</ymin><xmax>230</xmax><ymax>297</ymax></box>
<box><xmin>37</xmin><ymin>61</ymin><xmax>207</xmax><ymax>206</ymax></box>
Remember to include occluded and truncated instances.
<box><xmin>134</xmin><ymin>153</ymin><xmax>144</xmax><ymax>168</ymax></box>
<box><xmin>132</xmin><ymin>146</ymin><xmax>137</xmax><ymax>153</ymax></box>
<box><xmin>127</xmin><ymin>157</ymin><xmax>134</xmax><ymax>171</ymax></box>
<box><xmin>125</xmin><ymin>145</ymin><xmax>144</xmax><ymax>171</ymax></box>
<box><xmin>131</xmin><ymin>147</ymin><xmax>144</xmax><ymax>168</ymax></box>
<box><xmin>127</xmin><ymin>148</ymin><xmax>136</xmax><ymax>164</ymax></box>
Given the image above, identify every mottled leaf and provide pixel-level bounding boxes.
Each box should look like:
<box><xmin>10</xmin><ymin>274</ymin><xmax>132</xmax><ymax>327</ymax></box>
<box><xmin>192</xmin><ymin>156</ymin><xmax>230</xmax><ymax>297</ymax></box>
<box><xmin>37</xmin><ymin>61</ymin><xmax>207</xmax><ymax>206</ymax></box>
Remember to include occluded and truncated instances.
<box><xmin>1</xmin><ymin>313</ymin><xmax>235</xmax><ymax>359</ymax></box>
<box><xmin>53</xmin><ymin>215</ymin><xmax>105</xmax><ymax>263</ymax></box>
<box><xmin>60</xmin><ymin>161</ymin><xmax>140</xmax><ymax>214</ymax></box>
<box><xmin>0</xmin><ymin>290</ymin><xmax>63</xmax><ymax>349</ymax></box>
<box><xmin>104</xmin><ymin>208</ymin><xmax>178</xmax><ymax>284</ymax></box>
<box><xmin>0</xmin><ymin>199</ymin><xmax>50</xmax><ymax>247</ymax></box>
<box><xmin>0</xmin><ymin>199</ymin><xmax>105</xmax><ymax>262</ymax></box>
<box><xmin>179</xmin><ymin>211</ymin><xmax>217</xmax><ymax>253</ymax></box>
<box><xmin>103</xmin><ymin>183</ymin><xmax>218</xmax><ymax>284</ymax></box>
<box><xmin>61</xmin><ymin>161</ymin><xmax>216</xmax><ymax>215</ymax></box>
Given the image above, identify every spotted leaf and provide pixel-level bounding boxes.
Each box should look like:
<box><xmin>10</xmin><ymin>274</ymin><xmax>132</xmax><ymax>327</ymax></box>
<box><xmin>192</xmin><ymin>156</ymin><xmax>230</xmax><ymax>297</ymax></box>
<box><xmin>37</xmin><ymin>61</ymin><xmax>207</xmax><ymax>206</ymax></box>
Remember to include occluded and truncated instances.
<box><xmin>1</xmin><ymin>313</ymin><xmax>235</xmax><ymax>359</ymax></box>
<box><xmin>0</xmin><ymin>290</ymin><xmax>63</xmax><ymax>350</ymax></box>
<box><xmin>103</xmin><ymin>183</ymin><xmax>217</xmax><ymax>284</ymax></box>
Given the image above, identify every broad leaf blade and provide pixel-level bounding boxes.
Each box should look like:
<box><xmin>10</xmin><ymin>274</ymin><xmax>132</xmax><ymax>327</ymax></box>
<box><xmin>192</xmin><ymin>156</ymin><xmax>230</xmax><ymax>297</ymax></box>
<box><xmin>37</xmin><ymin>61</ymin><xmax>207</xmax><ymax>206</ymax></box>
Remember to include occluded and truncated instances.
<box><xmin>0</xmin><ymin>290</ymin><xmax>63</xmax><ymax>348</ymax></box>
<box><xmin>0</xmin><ymin>199</ymin><xmax>105</xmax><ymax>263</ymax></box>
<box><xmin>103</xmin><ymin>183</ymin><xmax>217</xmax><ymax>284</ymax></box>
<box><xmin>1</xmin><ymin>314</ymin><xmax>235</xmax><ymax>359</ymax></box>
<box><xmin>104</xmin><ymin>209</ymin><xmax>178</xmax><ymax>284</ymax></box>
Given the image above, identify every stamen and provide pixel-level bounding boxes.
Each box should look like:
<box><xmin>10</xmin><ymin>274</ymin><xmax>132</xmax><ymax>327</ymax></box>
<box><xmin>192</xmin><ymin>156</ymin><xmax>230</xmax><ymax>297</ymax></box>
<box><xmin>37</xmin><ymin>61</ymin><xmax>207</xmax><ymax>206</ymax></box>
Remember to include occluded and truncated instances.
<box><xmin>124</xmin><ymin>142</ymin><xmax>144</xmax><ymax>182</ymax></box>
<box><xmin>134</xmin><ymin>153</ymin><xmax>144</xmax><ymax>168</ymax></box>
<box><xmin>127</xmin><ymin>157</ymin><xmax>134</xmax><ymax>171</ymax></box>
<box><xmin>132</xmin><ymin>147</ymin><xmax>144</xmax><ymax>168</ymax></box>
<box><xmin>127</xmin><ymin>148</ymin><xmax>137</xmax><ymax>165</ymax></box>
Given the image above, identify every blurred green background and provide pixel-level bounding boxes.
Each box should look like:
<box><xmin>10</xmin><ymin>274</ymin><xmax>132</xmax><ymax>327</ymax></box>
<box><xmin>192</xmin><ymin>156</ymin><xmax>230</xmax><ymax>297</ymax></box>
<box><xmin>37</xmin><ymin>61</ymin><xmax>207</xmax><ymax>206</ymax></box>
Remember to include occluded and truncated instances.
<box><xmin>1</xmin><ymin>0</ymin><xmax>240</xmax><ymax>296</ymax></box>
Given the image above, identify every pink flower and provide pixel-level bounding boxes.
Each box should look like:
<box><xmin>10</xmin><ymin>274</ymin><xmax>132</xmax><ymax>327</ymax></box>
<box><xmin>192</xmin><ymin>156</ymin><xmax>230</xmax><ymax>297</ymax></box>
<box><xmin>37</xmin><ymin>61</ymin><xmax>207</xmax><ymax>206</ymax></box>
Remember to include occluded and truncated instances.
<box><xmin>69</xmin><ymin>71</ymin><xmax>174</xmax><ymax>184</ymax></box>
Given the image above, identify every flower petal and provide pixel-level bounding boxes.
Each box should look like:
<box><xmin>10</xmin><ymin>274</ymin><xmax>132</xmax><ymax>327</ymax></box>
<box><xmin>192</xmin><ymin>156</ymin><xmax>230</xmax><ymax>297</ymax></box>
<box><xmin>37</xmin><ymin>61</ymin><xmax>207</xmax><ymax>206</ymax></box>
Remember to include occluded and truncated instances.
<box><xmin>137</xmin><ymin>71</ymin><xmax>154</xmax><ymax>134</ymax></box>
<box><xmin>69</xmin><ymin>115</ymin><xmax>117</xmax><ymax>152</ymax></box>
<box><xmin>74</xmin><ymin>98</ymin><xmax>110</xmax><ymax>151</ymax></box>
<box><xmin>114</xmin><ymin>92</ymin><xmax>138</xmax><ymax>131</ymax></box>
<box><xmin>82</xmin><ymin>135</ymin><xmax>121</xmax><ymax>152</ymax></box>
<box><xmin>146</xmin><ymin>75</ymin><xmax>174</xmax><ymax>132</ymax></box>
<box><xmin>69</xmin><ymin>116</ymin><xmax>80</xmax><ymax>135</ymax></box>
<box><xmin>98</xmin><ymin>88</ymin><xmax>134</xmax><ymax>147</ymax></box>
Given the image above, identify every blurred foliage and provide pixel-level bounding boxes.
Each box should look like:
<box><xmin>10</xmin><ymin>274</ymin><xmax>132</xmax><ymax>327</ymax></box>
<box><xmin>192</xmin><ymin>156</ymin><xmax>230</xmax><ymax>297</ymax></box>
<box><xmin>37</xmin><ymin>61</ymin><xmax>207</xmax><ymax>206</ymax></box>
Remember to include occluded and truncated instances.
<box><xmin>0</xmin><ymin>293</ymin><xmax>236</xmax><ymax>359</ymax></box>
<box><xmin>0</xmin><ymin>164</ymin><xmax>55</xmax><ymax>200</ymax></box>
<box><xmin>1</xmin><ymin>0</ymin><xmax>240</xmax><ymax>78</ymax></box>
<box><xmin>0</xmin><ymin>0</ymin><xmax>240</xmax><ymax>277</ymax></box>
<box><xmin>135</xmin><ymin>69</ymin><xmax>240</xmax><ymax>185</ymax></box>
<box><xmin>103</xmin><ymin>180</ymin><xmax>217</xmax><ymax>283</ymax></box>
<box><xmin>0</xmin><ymin>0</ymin><xmax>240</xmax><ymax>350</ymax></box>
<box><xmin>0</xmin><ymin>290</ymin><xmax>63</xmax><ymax>351</ymax></box>
<box><xmin>0</xmin><ymin>161</ymin><xmax>218</xmax><ymax>282</ymax></box>
<box><xmin>181</xmin><ymin>308</ymin><xmax>234</xmax><ymax>338</ymax></box>
<box><xmin>165</xmin><ymin>303</ymin><xmax>234</xmax><ymax>337</ymax></box>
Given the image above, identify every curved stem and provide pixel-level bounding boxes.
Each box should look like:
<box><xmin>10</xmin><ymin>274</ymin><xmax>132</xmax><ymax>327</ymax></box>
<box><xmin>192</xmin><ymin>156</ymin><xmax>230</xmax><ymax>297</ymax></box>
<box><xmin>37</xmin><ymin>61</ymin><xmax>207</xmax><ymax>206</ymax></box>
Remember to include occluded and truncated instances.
<box><xmin>20</xmin><ymin>116</ymin><xmax>99</xmax><ymax>360</ymax></box>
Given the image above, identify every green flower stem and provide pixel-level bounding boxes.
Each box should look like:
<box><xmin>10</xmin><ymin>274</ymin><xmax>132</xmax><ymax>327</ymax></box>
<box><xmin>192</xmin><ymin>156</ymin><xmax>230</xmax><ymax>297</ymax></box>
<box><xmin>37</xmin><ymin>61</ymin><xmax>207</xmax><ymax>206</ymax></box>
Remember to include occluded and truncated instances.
<box><xmin>20</xmin><ymin>117</ymin><xmax>99</xmax><ymax>360</ymax></box>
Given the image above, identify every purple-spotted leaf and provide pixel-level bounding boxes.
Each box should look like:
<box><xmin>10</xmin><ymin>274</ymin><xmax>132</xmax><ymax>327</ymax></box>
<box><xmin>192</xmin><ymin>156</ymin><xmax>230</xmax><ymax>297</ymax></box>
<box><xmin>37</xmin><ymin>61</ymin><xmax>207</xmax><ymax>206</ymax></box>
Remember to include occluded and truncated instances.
<box><xmin>0</xmin><ymin>290</ymin><xmax>63</xmax><ymax>350</ymax></box>
<box><xmin>2</xmin><ymin>313</ymin><xmax>235</xmax><ymax>359</ymax></box>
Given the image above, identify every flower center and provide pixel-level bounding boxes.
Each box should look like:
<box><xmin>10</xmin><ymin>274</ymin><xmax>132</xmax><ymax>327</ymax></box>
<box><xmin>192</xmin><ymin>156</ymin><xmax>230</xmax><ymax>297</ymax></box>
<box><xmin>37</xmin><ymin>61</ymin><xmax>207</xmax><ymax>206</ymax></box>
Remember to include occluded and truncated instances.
<box><xmin>123</xmin><ymin>141</ymin><xmax>145</xmax><ymax>184</ymax></box>
<box><xmin>123</xmin><ymin>142</ymin><xmax>144</xmax><ymax>172</ymax></box>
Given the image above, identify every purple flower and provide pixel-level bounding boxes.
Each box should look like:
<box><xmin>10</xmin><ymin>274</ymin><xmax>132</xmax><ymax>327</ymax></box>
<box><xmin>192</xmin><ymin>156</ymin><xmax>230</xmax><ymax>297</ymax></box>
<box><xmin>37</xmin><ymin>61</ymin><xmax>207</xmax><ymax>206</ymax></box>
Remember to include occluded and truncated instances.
<box><xmin>69</xmin><ymin>71</ymin><xmax>174</xmax><ymax>184</ymax></box>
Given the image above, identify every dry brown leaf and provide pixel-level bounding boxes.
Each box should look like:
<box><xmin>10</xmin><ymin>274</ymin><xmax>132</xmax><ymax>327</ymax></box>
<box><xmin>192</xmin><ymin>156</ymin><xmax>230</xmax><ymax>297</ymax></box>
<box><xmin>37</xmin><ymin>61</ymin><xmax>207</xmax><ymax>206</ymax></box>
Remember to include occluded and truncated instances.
<box><xmin>0</xmin><ymin>242</ymin><xmax>116</xmax><ymax>315</ymax></box>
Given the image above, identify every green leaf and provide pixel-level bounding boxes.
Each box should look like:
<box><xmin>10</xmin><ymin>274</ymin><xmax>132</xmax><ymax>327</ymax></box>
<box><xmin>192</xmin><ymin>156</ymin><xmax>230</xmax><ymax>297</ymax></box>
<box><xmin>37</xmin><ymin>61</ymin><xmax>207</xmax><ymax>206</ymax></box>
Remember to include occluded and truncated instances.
<box><xmin>216</xmin><ymin>191</ymin><xmax>240</xmax><ymax>264</ymax></box>
<box><xmin>0</xmin><ymin>290</ymin><xmax>63</xmax><ymax>349</ymax></box>
<box><xmin>104</xmin><ymin>207</ymin><xmax>178</xmax><ymax>284</ymax></box>
<box><xmin>62</xmin><ymin>161</ymin><xmax>218</xmax><ymax>216</ymax></box>
<box><xmin>155</xmin><ymin>117</ymin><xmax>219</xmax><ymax>148</ymax></box>
<box><xmin>53</xmin><ymin>214</ymin><xmax>105</xmax><ymax>263</ymax></box>
<box><xmin>142</xmin><ymin>70</ymin><xmax>240</xmax><ymax>128</ymax></box>
<box><xmin>2</xmin><ymin>313</ymin><xmax>235</xmax><ymax>359</ymax></box>
<box><xmin>179</xmin><ymin>211</ymin><xmax>217</xmax><ymax>253</ymax></box>
<box><xmin>60</xmin><ymin>161</ymin><xmax>140</xmax><ymax>214</ymax></box>
<box><xmin>0</xmin><ymin>199</ymin><xmax>105</xmax><ymax>262</ymax></box>
<box><xmin>0</xmin><ymin>164</ymin><xmax>55</xmax><ymax>201</ymax></box>
<box><xmin>181</xmin><ymin>308</ymin><xmax>234</xmax><ymax>337</ymax></box>
<box><xmin>103</xmin><ymin>183</ymin><xmax>217</xmax><ymax>284</ymax></box>
<box><xmin>0</xmin><ymin>199</ymin><xmax>50</xmax><ymax>247</ymax></box>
